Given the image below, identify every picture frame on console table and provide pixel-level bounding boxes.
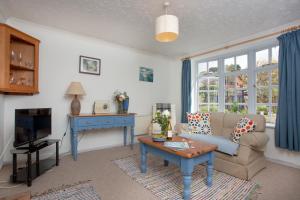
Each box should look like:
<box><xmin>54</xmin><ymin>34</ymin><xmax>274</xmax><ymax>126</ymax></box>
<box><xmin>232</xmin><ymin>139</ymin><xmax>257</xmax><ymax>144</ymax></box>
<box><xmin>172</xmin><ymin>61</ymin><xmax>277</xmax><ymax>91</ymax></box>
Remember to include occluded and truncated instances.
<box><xmin>79</xmin><ymin>55</ymin><xmax>101</xmax><ymax>75</ymax></box>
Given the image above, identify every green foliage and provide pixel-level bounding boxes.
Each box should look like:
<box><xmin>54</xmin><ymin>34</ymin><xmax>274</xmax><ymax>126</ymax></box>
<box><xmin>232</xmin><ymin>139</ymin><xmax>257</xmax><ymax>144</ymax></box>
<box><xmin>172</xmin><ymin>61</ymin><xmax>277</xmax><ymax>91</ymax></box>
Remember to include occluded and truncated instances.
<box><xmin>152</xmin><ymin>112</ymin><xmax>170</xmax><ymax>133</ymax></box>
<box><xmin>232</xmin><ymin>101</ymin><xmax>239</xmax><ymax>113</ymax></box>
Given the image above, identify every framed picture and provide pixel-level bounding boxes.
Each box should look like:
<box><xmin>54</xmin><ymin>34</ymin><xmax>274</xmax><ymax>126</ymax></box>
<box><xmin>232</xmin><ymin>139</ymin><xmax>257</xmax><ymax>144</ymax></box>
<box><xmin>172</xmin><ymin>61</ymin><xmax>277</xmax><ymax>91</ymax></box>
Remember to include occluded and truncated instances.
<box><xmin>93</xmin><ymin>100</ymin><xmax>111</xmax><ymax>114</ymax></box>
<box><xmin>139</xmin><ymin>67</ymin><xmax>153</xmax><ymax>82</ymax></box>
<box><xmin>79</xmin><ymin>56</ymin><xmax>101</xmax><ymax>75</ymax></box>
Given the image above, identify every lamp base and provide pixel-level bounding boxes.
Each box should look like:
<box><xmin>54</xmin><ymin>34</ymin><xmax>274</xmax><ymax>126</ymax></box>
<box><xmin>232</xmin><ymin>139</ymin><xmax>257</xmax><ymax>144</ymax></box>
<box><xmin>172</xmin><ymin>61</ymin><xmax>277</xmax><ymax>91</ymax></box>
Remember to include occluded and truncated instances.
<box><xmin>71</xmin><ymin>96</ymin><xmax>81</xmax><ymax>115</ymax></box>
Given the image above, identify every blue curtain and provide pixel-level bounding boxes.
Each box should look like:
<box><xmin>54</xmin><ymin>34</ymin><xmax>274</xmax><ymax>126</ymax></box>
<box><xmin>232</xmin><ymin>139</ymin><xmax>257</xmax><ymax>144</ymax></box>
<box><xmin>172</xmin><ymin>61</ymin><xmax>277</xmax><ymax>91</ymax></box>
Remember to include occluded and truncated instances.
<box><xmin>181</xmin><ymin>59</ymin><xmax>191</xmax><ymax>123</ymax></box>
<box><xmin>275</xmin><ymin>29</ymin><xmax>300</xmax><ymax>151</ymax></box>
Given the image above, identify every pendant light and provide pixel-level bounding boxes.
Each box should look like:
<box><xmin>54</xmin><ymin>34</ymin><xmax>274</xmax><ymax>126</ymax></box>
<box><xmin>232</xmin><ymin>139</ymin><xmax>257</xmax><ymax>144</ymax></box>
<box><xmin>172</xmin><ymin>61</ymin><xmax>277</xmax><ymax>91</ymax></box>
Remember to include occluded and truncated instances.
<box><xmin>155</xmin><ymin>2</ymin><xmax>179</xmax><ymax>42</ymax></box>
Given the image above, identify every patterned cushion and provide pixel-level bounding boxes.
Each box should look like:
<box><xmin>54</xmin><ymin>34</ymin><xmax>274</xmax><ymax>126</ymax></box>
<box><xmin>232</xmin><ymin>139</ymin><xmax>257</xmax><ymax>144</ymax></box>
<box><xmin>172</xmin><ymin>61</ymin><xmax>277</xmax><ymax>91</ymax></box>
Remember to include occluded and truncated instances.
<box><xmin>232</xmin><ymin>117</ymin><xmax>256</xmax><ymax>143</ymax></box>
<box><xmin>187</xmin><ymin>112</ymin><xmax>212</xmax><ymax>135</ymax></box>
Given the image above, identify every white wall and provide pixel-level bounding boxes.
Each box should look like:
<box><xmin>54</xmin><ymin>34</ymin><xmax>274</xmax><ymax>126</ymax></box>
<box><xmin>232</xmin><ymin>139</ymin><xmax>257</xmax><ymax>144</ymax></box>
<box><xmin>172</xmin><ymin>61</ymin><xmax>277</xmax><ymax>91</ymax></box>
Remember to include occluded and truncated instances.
<box><xmin>265</xmin><ymin>128</ymin><xmax>300</xmax><ymax>168</ymax></box>
<box><xmin>1</xmin><ymin>18</ymin><xmax>180</xmax><ymax>162</ymax></box>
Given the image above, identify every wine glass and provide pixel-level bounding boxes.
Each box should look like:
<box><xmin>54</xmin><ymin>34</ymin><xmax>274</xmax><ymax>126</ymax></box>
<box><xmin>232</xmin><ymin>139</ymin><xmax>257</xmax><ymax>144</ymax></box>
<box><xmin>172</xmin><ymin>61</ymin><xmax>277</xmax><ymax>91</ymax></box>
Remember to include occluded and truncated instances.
<box><xmin>17</xmin><ymin>52</ymin><xmax>22</xmax><ymax>66</ymax></box>
<box><xmin>11</xmin><ymin>50</ymin><xmax>16</xmax><ymax>64</ymax></box>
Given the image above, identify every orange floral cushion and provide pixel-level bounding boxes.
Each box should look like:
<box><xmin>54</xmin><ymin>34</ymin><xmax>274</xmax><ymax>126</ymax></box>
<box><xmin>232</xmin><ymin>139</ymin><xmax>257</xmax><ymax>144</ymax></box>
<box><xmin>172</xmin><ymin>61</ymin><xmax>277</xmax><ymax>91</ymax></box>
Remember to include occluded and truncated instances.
<box><xmin>187</xmin><ymin>112</ymin><xmax>212</xmax><ymax>135</ymax></box>
<box><xmin>232</xmin><ymin>117</ymin><xmax>256</xmax><ymax>143</ymax></box>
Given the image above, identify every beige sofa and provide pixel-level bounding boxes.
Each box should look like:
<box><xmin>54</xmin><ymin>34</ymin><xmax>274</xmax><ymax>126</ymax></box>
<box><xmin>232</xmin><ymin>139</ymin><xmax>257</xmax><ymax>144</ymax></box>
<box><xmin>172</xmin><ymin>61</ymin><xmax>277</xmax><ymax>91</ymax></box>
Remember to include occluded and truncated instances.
<box><xmin>175</xmin><ymin>112</ymin><xmax>269</xmax><ymax>180</ymax></box>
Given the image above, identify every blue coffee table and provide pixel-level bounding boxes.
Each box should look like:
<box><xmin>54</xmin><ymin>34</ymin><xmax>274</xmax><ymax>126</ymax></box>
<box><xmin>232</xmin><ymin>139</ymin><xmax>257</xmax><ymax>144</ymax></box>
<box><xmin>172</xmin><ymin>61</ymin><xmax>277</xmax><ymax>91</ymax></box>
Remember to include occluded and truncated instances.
<box><xmin>138</xmin><ymin>136</ymin><xmax>217</xmax><ymax>200</ymax></box>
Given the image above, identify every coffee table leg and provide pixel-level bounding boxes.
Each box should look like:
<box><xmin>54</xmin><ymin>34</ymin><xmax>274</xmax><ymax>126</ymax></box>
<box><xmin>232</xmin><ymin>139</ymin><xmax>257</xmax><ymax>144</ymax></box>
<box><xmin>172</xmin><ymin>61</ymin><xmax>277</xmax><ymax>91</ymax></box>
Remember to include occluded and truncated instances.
<box><xmin>181</xmin><ymin>158</ymin><xmax>194</xmax><ymax>200</ymax></box>
<box><xmin>164</xmin><ymin>160</ymin><xmax>169</xmax><ymax>166</ymax></box>
<box><xmin>140</xmin><ymin>143</ymin><xmax>147</xmax><ymax>173</ymax></box>
<box><xmin>206</xmin><ymin>152</ymin><xmax>214</xmax><ymax>187</ymax></box>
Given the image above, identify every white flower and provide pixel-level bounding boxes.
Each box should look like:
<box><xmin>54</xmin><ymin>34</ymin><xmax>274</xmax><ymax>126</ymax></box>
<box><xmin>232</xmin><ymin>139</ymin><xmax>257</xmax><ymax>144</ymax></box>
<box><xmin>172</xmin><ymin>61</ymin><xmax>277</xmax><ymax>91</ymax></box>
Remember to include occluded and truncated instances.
<box><xmin>162</xmin><ymin>110</ymin><xmax>170</xmax><ymax>117</ymax></box>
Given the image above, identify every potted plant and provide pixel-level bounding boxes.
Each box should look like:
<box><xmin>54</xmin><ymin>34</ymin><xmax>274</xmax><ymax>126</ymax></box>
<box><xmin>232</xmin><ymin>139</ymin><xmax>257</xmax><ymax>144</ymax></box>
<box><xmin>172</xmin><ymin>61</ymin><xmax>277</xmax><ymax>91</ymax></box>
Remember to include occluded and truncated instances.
<box><xmin>151</xmin><ymin>111</ymin><xmax>171</xmax><ymax>141</ymax></box>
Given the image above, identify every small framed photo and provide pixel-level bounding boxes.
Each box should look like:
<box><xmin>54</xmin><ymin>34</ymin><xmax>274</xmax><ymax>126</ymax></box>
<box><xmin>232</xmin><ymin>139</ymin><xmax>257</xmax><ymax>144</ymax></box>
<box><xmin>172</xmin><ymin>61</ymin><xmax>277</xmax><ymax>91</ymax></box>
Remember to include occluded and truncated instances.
<box><xmin>79</xmin><ymin>55</ymin><xmax>101</xmax><ymax>75</ymax></box>
<box><xmin>93</xmin><ymin>100</ymin><xmax>111</xmax><ymax>114</ymax></box>
<box><xmin>139</xmin><ymin>67</ymin><xmax>153</xmax><ymax>82</ymax></box>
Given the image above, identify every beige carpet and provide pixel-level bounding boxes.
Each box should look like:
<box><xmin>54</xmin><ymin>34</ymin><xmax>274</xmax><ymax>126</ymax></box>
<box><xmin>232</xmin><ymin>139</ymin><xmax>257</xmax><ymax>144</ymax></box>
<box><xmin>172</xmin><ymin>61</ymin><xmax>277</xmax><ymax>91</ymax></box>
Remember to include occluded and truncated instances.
<box><xmin>0</xmin><ymin>144</ymin><xmax>300</xmax><ymax>200</ymax></box>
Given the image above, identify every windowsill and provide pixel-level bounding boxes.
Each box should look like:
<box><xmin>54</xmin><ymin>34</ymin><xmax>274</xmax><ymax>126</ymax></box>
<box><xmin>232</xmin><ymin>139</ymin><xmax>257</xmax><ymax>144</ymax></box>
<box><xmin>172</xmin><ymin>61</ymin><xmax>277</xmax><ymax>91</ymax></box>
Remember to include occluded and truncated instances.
<box><xmin>266</xmin><ymin>123</ymin><xmax>275</xmax><ymax>129</ymax></box>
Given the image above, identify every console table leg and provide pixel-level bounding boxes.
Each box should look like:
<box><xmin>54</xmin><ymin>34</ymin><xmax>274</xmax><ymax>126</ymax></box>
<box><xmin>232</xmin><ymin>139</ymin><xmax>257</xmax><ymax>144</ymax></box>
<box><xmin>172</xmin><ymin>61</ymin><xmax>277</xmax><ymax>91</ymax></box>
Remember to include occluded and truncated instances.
<box><xmin>12</xmin><ymin>154</ymin><xmax>17</xmax><ymax>182</ymax></box>
<box><xmin>27</xmin><ymin>153</ymin><xmax>32</xmax><ymax>187</ymax></box>
<box><xmin>181</xmin><ymin>158</ymin><xmax>194</xmax><ymax>200</ymax></box>
<box><xmin>71</xmin><ymin>129</ymin><xmax>78</xmax><ymax>161</ymax></box>
<box><xmin>206</xmin><ymin>152</ymin><xmax>214</xmax><ymax>187</ymax></box>
<box><xmin>140</xmin><ymin>143</ymin><xmax>147</xmax><ymax>173</ymax></box>
<box><xmin>56</xmin><ymin>141</ymin><xmax>59</xmax><ymax>166</ymax></box>
<box><xmin>123</xmin><ymin>126</ymin><xmax>127</xmax><ymax>146</ymax></box>
<box><xmin>130</xmin><ymin>126</ymin><xmax>134</xmax><ymax>149</ymax></box>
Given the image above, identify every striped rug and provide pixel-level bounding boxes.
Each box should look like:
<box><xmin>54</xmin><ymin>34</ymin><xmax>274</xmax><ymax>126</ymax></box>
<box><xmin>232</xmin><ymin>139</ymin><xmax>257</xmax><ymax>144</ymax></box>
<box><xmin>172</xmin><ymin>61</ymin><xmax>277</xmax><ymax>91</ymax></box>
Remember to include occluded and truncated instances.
<box><xmin>113</xmin><ymin>155</ymin><xmax>259</xmax><ymax>200</ymax></box>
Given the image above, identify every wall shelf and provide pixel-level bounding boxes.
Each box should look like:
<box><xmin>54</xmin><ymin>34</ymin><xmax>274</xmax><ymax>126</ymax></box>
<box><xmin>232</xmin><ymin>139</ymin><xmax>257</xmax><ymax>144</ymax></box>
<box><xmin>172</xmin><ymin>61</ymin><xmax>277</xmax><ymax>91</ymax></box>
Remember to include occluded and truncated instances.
<box><xmin>0</xmin><ymin>23</ymin><xmax>40</xmax><ymax>94</ymax></box>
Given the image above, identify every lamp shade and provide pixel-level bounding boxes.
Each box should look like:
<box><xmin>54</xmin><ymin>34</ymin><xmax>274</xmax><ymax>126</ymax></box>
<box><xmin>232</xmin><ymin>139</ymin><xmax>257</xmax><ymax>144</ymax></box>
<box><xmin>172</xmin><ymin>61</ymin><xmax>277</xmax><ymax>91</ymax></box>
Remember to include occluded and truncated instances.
<box><xmin>66</xmin><ymin>82</ymin><xmax>86</xmax><ymax>96</ymax></box>
<box><xmin>155</xmin><ymin>14</ymin><xmax>179</xmax><ymax>42</ymax></box>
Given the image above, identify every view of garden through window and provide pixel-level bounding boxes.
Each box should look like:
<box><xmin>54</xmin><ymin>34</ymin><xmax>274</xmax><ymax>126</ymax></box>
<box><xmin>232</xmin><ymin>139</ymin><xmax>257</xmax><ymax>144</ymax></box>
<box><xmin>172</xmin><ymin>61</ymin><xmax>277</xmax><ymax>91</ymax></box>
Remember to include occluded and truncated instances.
<box><xmin>197</xmin><ymin>45</ymin><xmax>279</xmax><ymax>124</ymax></box>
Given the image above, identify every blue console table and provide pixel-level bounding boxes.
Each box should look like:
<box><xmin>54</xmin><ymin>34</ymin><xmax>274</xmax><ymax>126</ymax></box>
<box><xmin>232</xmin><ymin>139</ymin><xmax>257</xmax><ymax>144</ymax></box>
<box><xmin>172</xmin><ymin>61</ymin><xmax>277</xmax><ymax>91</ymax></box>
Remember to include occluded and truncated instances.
<box><xmin>69</xmin><ymin>113</ymin><xmax>135</xmax><ymax>160</ymax></box>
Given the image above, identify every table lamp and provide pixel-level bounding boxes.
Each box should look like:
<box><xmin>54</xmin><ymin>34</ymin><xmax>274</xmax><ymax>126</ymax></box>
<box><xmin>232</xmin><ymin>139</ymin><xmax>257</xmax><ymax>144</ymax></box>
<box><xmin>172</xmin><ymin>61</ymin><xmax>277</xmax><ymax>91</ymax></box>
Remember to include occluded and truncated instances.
<box><xmin>66</xmin><ymin>82</ymin><xmax>86</xmax><ymax>115</ymax></box>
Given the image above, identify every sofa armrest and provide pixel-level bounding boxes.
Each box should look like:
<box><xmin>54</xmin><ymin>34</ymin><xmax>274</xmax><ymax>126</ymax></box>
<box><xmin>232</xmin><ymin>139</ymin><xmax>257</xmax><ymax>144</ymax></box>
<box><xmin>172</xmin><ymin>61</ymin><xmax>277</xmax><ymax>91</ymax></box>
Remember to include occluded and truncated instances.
<box><xmin>174</xmin><ymin>123</ymin><xmax>190</xmax><ymax>134</ymax></box>
<box><xmin>239</xmin><ymin>132</ymin><xmax>269</xmax><ymax>151</ymax></box>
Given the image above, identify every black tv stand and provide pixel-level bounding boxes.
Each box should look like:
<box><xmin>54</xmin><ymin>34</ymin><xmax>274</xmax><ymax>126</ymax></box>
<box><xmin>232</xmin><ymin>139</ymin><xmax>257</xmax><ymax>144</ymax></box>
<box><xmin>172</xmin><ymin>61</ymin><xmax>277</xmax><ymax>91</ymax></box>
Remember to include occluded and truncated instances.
<box><xmin>10</xmin><ymin>139</ymin><xmax>59</xmax><ymax>187</ymax></box>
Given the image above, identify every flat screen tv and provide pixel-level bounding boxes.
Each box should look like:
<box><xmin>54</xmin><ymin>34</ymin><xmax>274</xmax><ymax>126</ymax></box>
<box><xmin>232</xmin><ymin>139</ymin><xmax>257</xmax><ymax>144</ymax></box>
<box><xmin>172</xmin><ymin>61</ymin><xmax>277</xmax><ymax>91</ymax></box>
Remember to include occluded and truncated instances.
<box><xmin>14</xmin><ymin>108</ymin><xmax>52</xmax><ymax>147</ymax></box>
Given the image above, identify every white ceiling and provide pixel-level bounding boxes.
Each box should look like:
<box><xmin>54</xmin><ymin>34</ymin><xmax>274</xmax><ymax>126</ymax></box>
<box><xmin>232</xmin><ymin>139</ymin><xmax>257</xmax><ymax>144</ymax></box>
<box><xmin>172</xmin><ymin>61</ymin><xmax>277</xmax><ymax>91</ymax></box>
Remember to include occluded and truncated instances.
<box><xmin>0</xmin><ymin>0</ymin><xmax>299</xmax><ymax>58</ymax></box>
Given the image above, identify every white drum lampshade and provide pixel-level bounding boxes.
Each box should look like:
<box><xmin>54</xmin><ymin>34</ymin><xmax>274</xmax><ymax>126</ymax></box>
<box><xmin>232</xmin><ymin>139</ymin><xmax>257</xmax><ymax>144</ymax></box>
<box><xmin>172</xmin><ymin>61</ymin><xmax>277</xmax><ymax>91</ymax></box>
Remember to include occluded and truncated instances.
<box><xmin>155</xmin><ymin>14</ymin><xmax>179</xmax><ymax>42</ymax></box>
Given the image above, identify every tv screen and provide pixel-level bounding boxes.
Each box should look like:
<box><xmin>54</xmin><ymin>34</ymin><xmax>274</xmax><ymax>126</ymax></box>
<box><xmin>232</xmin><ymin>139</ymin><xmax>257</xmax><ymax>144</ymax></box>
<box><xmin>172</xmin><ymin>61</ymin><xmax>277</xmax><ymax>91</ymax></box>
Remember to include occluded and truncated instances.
<box><xmin>14</xmin><ymin>108</ymin><xmax>52</xmax><ymax>147</ymax></box>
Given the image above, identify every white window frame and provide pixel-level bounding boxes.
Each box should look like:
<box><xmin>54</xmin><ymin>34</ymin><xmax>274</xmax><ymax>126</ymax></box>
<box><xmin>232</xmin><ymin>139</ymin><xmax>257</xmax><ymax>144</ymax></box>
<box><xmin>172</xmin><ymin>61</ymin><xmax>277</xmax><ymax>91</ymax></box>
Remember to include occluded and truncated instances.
<box><xmin>194</xmin><ymin>42</ymin><xmax>279</xmax><ymax>126</ymax></box>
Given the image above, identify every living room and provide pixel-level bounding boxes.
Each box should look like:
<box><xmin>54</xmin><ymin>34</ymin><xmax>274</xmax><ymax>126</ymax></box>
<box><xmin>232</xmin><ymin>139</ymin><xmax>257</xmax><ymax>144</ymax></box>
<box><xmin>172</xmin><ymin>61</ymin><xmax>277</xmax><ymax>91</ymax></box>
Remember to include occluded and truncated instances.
<box><xmin>0</xmin><ymin>1</ymin><xmax>299</xmax><ymax>200</ymax></box>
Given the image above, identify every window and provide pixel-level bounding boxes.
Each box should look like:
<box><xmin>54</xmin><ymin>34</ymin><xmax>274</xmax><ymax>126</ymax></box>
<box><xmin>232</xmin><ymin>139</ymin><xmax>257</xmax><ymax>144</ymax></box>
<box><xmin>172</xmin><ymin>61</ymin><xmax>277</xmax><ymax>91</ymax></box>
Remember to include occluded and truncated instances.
<box><xmin>224</xmin><ymin>54</ymin><xmax>248</xmax><ymax>113</ymax></box>
<box><xmin>196</xmin><ymin>44</ymin><xmax>279</xmax><ymax>125</ymax></box>
<box><xmin>197</xmin><ymin>61</ymin><xmax>219</xmax><ymax>112</ymax></box>
<box><xmin>255</xmin><ymin>46</ymin><xmax>279</xmax><ymax>123</ymax></box>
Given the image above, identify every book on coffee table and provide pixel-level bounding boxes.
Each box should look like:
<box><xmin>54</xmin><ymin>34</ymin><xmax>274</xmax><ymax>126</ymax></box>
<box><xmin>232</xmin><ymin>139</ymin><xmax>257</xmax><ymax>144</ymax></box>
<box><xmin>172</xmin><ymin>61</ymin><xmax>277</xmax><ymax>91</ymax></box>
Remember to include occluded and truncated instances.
<box><xmin>164</xmin><ymin>141</ymin><xmax>190</xmax><ymax>150</ymax></box>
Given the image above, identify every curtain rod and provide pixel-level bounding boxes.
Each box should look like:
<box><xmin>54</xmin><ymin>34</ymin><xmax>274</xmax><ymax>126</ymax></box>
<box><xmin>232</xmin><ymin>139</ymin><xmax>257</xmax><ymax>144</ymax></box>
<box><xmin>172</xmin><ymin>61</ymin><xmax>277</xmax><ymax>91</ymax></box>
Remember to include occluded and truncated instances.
<box><xmin>181</xmin><ymin>25</ymin><xmax>300</xmax><ymax>61</ymax></box>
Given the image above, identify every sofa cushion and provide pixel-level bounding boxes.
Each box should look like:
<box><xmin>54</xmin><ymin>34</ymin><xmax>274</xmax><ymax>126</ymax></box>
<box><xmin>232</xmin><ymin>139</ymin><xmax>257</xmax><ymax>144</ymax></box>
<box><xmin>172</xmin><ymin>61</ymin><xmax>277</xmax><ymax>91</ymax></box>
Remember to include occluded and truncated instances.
<box><xmin>232</xmin><ymin>117</ymin><xmax>256</xmax><ymax>143</ymax></box>
<box><xmin>245</xmin><ymin>114</ymin><xmax>266</xmax><ymax>132</ymax></box>
<box><xmin>187</xmin><ymin>112</ymin><xmax>212</xmax><ymax>135</ymax></box>
<box><xmin>223</xmin><ymin>113</ymin><xmax>244</xmax><ymax>128</ymax></box>
<box><xmin>180</xmin><ymin>133</ymin><xmax>239</xmax><ymax>155</ymax></box>
<box><xmin>210</xmin><ymin>112</ymin><xmax>225</xmax><ymax>136</ymax></box>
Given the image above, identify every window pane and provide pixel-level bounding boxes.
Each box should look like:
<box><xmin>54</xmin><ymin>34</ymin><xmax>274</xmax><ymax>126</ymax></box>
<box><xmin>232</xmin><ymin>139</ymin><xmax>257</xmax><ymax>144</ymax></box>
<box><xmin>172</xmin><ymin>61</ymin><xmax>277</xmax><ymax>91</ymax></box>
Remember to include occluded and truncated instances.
<box><xmin>272</xmin><ymin>46</ymin><xmax>279</xmax><ymax>64</ymax></box>
<box><xmin>225</xmin><ymin>57</ymin><xmax>235</xmax><ymax>72</ymax></box>
<box><xmin>256</xmin><ymin>71</ymin><xmax>269</xmax><ymax>86</ymax></box>
<box><xmin>225</xmin><ymin>90</ymin><xmax>235</xmax><ymax>103</ymax></box>
<box><xmin>257</xmin><ymin>88</ymin><xmax>269</xmax><ymax>103</ymax></box>
<box><xmin>270</xmin><ymin>106</ymin><xmax>277</xmax><ymax>124</ymax></box>
<box><xmin>225</xmin><ymin>105</ymin><xmax>233</xmax><ymax>113</ymax></box>
<box><xmin>210</xmin><ymin>104</ymin><xmax>218</xmax><ymax>112</ymax></box>
<box><xmin>256</xmin><ymin>49</ymin><xmax>269</xmax><ymax>67</ymax></box>
<box><xmin>256</xmin><ymin>105</ymin><xmax>269</xmax><ymax>121</ymax></box>
<box><xmin>198</xmin><ymin>62</ymin><xmax>207</xmax><ymax>75</ymax></box>
<box><xmin>225</xmin><ymin>76</ymin><xmax>235</xmax><ymax>89</ymax></box>
<box><xmin>236</xmin><ymin>55</ymin><xmax>248</xmax><ymax>70</ymax></box>
<box><xmin>272</xmin><ymin>87</ymin><xmax>278</xmax><ymax>103</ymax></box>
<box><xmin>238</xmin><ymin>105</ymin><xmax>248</xmax><ymax>114</ymax></box>
<box><xmin>272</xmin><ymin>68</ymin><xmax>278</xmax><ymax>85</ymax></box>
<box><xmin>208</xmin><ymin>60</ymin><xmax>218</xmax><ymax>73</ymax></box>
<box><xmin>209</xmin><ymin>78</ymin><xmax>219</xmax><ymax>90</ymax></box>
<box><xmin>199</xmin><ymin>104</ymin><xmax>209</xmax><ymax>112</ymax></box>
<box><xmin>236</xmin><ymin>74</ymin><xmax>248</xmax><ymax>89</ymax></box>
<box><xmin>237</xmin><ymin>90</ymin><xmax>248</xmax><ymax>103</ymax></box>
<box><xmin>199</xmin><ymin>79</ymin><xmax>208</xmax><ymax>90</ymax></box>
<box><xmin>199</xmin><ymin>92</ymin><xmax>208</xmax><ymax>103</ymax></box>
<box><xmin>209</xmin><ymin>91</ymin><xmax>218</xmax><ymax>103</ymax></box>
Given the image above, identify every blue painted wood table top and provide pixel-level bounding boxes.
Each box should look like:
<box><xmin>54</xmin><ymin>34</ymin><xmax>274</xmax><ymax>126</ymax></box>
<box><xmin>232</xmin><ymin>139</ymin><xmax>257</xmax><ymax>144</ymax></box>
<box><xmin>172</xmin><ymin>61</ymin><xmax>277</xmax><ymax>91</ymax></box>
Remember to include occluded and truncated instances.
<box><xmin>69</xmin><ymin>113</ymin><xmax>136</xmax><ymax>160</ymax></box>
<box><xmin>138</xmin><ymin>136</ymin><xmax>217</xmax><ymax>200</ymax></box>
